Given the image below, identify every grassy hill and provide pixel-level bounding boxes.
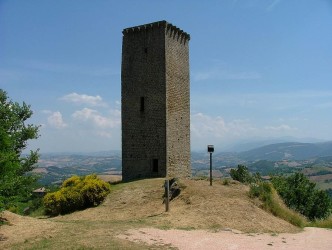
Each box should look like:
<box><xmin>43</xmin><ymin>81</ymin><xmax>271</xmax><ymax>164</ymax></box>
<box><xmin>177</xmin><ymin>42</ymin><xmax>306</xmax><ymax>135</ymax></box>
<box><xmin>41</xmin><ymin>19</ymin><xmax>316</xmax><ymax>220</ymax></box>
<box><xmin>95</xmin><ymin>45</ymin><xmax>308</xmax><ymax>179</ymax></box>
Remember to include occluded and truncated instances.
<box><xmin>1</xmin><ymin>178</ymin><xmax>301</xmax><ymax>249</ymax></box>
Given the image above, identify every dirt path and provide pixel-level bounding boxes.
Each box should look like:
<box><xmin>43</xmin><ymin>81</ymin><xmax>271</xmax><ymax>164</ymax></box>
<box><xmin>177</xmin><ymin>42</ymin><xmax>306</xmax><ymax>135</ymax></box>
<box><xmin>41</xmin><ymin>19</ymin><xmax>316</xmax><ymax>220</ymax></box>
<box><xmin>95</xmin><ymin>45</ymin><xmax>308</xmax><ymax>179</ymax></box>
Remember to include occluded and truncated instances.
<box><xmin>118</xmin><ymin>227</ymin><xmax>332</xmax><ymax>250</ymax></box>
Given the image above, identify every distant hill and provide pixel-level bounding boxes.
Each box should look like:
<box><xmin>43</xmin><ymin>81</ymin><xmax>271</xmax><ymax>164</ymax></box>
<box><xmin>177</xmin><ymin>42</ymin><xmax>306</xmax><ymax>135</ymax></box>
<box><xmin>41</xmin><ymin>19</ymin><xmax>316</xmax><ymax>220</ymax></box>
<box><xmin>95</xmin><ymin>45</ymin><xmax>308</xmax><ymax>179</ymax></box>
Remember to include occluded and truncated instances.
<box><xmin>224</xmin><ymin>137</ymin><xmax>324</xmax><ymax>152</ymax></box>
<box><xmin>239</xmin><ymin>141</ymin><xmax>332</xmax><ymax>161</ymax></box>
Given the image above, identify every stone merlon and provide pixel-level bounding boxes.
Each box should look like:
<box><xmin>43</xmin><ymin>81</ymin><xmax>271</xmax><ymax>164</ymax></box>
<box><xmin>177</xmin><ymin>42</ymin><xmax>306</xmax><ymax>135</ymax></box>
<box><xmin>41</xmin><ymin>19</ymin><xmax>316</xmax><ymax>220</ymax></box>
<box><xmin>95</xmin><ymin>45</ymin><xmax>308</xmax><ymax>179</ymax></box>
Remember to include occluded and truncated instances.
<box><xmin>122</xmin><ymin>20</ymin><xmax>190</xmax><ymax>41</ymax></box>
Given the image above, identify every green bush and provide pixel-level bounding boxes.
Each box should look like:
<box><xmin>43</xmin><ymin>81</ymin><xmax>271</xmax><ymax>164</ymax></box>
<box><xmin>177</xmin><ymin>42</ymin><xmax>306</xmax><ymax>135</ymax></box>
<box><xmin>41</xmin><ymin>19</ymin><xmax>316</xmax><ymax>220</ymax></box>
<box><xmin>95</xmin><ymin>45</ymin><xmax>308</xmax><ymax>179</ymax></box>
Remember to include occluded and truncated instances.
<box><xmin>249</xmin><ymin>182</ymin><xmax>305</xmax><ymax>227</ymax></box>
<box><xmin>230</xmin><ymin>165</ymin><xmax>252</xmax><ymax>183</ymax></box>
<box><xmin>271</xmin><ymin>173</ymin><xmax>332</xmax><ymax>220</ymax></box>
<box><xmin>222</xmin><ymin>178</ymin><xmax>230</xmax><ymax>185</ymax></box>
<box><xmin>230</xmin><ymin>165</ymin><xmax>261</xmax><ymax>184</ymax></box>
<box><xmin>43</xmin><ymin>174</ymin><xmax>111</xmax><ymax>216</ymax></box>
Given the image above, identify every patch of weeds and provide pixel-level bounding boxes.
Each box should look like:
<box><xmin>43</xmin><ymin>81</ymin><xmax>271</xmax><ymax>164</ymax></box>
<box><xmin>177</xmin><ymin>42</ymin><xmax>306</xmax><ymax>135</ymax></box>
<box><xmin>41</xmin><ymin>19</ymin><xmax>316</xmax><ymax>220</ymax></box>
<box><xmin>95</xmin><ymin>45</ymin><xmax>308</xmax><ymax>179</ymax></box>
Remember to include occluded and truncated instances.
<box><xmin>209</xmin><ymin>223</ymin><xmax>221</xmax><ymax>232</ymax></box>
<box><xmin>222</xmin><ymin>178</ymin><xmax>230</xmax><ymax>186</ymax></box>
<box><xmin>160</xmin><ymin>243</ymin><xmax>177</xmax><ymax>249</ymax></box>
<box><xmin>0</xmin><ymin>216</ymin><xmax>9</xmax><ymax>226</ymax></box>
<box><xmin>177</xmin><ymin>226</ymin><xmax>196</xmax><ymax>231</ymax></box>
<box><xmin>193</xmin><ymin>176</ymin><xmax>209</xmax><ymax>181</ymax></box>
<box><xmin>308</xmin><ymin>216</ymin><xmax>332</xmax><ymax>229</ymax></box>
<box><xmin>0</xmin><ymin>233</ymin><xmax>8</xmax><ymax>241</ymax></box>
<box><xmin>249</xmin><ymin>182</ymin><xmax>306</xmax><ymax>228</ymax></box>
<box><xmin>158</xmin><ymin>224</ymin><xmax>172</xmax><ymax>230</ymax></box>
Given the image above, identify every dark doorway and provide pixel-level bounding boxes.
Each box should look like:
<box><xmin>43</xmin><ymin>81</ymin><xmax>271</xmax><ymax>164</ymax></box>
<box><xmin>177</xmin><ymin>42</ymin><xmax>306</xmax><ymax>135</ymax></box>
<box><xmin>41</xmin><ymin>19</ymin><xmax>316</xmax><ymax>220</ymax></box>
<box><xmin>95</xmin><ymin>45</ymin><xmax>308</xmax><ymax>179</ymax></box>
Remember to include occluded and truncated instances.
<box><xmin>152</xmin><ymin>159</ymin><xmax>158</xmax><ymax>172</ymax></box>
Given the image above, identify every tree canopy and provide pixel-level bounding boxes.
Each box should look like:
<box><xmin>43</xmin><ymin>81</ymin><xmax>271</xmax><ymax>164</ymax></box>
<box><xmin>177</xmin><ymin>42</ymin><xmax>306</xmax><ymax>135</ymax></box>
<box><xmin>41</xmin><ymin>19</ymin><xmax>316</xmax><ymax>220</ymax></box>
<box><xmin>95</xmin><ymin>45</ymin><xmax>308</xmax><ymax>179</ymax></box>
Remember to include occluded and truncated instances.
<box><xmin>271</xmin><ymin>173</ymin><xmax>331</xmax><ymax>220</ymax></box>
<box><xmin>0</xmin><ymin>89</ymin><xmax>40</xmax><ymax>211</ymax></box>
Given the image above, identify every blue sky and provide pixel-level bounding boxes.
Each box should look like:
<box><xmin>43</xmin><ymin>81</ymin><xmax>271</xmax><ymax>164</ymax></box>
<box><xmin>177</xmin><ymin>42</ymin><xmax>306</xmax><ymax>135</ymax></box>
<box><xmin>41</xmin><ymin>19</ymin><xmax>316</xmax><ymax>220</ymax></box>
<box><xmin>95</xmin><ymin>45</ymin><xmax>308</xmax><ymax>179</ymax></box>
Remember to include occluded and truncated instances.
<box><xmin>1</xmin><ymin>0</ymin><xmax>332</xmax><ymax>153</ymax></box>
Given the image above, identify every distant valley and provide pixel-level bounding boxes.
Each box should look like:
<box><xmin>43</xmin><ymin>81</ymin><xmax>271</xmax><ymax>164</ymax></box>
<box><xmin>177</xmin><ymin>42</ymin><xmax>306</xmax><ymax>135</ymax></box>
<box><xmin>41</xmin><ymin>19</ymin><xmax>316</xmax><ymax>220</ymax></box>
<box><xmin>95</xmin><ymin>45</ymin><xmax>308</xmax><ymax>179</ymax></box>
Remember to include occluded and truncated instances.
<box><xmin>33</xmin><ymin>141</ymin><xmax>332</xmax><ymax>196</ymax></box>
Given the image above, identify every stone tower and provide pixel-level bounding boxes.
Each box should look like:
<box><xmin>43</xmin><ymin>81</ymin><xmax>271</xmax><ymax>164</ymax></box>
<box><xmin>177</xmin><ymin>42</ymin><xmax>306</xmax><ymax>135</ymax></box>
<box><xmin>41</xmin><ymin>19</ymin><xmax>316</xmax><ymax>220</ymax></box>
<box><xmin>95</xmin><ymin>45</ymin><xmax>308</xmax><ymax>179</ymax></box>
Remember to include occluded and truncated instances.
<box><xmin>121</xmin><ymin>20</ymin><xmax>191</xmax><ymax>181</ymax></box>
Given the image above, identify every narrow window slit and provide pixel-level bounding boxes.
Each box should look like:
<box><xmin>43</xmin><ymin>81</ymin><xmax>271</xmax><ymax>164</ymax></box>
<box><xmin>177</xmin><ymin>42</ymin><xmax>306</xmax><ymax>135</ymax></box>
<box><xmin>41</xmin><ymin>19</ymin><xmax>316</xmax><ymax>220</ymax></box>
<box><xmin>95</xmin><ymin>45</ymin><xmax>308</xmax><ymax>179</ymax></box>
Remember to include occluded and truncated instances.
<box><xmin>140</xmin><ymin>97</ymin><xmax>145</xmax><ymax>112</ymax></box>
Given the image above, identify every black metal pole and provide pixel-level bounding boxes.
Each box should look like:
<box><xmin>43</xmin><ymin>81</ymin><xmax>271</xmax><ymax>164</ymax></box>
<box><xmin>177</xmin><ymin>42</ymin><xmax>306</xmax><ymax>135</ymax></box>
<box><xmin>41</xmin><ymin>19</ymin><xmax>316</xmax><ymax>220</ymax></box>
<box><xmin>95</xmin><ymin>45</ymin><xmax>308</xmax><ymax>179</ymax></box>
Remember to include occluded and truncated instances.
<box><xmin>165</xmin><ymin>179</ymin><xmax>170</xmax><ymax>212</ymax></box>
<box><xmin>210</xmin><ymin>152</ymin><xmax>212</xmax><ymax>186</ymax></box>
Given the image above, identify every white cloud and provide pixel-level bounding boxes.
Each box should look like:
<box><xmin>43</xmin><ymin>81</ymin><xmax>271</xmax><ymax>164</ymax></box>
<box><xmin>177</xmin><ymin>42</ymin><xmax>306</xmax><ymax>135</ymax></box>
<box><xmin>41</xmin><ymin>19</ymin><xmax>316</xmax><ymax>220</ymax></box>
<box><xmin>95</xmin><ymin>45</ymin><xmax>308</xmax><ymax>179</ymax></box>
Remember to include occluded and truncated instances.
<box><xmin>47</xmin><ymin>111</ymin><xmax>67</xmax><ymax>129</ymax></box>
<box><xmin>96</xmin><ymin>131</ymin><xmax>113</xmax><ymax>138</ymax></box>
<box><xmin>190</xmin><ymin>112</ymin><xmax>259</xmax><ymax>150</ymax></box>
<box><xmin>191</xmin><ymin>113</ymin><xmax>228</xmax><ymax>138</ymax></box>
<box><xmin>264</xmin><ymin>124</ymin><xmax>297</xmax><ymax>131</ymax></box>
<box><xmin>191</xmin><ymin>113</ymin><xmax>255</xmax><ymax>138</ymax></box>
<box><xmin>60</xmin><ymin>93</ymin><xmax>107</xmax><ymax>107</ymax></box>
<box><xmin>72</xmin><ymin>108</ymin><xmax>120</xmax><ymax>129</ymax></box>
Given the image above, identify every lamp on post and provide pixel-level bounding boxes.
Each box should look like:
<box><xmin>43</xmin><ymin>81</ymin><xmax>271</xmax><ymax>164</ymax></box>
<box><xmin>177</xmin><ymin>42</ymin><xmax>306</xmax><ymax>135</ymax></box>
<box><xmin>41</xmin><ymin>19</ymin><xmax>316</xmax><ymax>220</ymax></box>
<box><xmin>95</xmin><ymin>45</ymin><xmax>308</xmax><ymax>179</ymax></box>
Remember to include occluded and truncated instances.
<box><xmin>207</xmin><ymin>145</ymin><xmax>214</xmax><ymax>186</ymax></box>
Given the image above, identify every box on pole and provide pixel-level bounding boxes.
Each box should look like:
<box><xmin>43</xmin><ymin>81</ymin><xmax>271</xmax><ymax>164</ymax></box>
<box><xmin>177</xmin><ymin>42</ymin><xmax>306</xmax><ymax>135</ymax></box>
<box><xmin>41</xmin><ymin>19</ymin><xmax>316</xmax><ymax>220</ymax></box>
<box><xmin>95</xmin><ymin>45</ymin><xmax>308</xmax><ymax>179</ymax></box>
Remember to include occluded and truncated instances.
<box><xmin>207</xmin><ymin>145</ymin><xmax>214</xmax><ymax>186</ymax></box>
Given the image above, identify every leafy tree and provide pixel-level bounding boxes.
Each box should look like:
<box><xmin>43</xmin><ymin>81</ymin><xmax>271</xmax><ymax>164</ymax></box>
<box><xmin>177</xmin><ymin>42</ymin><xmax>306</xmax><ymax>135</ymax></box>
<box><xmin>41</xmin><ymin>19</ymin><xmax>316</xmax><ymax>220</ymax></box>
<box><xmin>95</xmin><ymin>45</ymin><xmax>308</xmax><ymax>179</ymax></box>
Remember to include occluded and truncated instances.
<box><xmin>271</xmin><ymin>173</ymin><xmax>331</xmax><ymax>220</ymax></box>
<box><xmin>230</xmin><ymin>165</ymin><xmax>251</xmax><ymax>183</ymax></box>
<box><xmin>230</xmin><ymin>165</ymin><xmax>261</xmax><ymax>184</ymax></box>
<box><xmin>0</xmin><ymin>89</ymin><xmax>40</xmax><ymax>212</ymax></box>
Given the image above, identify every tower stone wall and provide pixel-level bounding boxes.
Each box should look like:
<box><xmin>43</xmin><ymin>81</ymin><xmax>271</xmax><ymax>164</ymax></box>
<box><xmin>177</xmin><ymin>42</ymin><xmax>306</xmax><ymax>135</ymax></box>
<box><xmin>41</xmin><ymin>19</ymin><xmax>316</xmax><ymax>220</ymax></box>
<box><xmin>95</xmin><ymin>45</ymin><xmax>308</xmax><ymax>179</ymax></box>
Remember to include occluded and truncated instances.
<box><xmin>121</xmin><ymin>20</ymin><xmax>190</xmax><ymax>181</ymax></box>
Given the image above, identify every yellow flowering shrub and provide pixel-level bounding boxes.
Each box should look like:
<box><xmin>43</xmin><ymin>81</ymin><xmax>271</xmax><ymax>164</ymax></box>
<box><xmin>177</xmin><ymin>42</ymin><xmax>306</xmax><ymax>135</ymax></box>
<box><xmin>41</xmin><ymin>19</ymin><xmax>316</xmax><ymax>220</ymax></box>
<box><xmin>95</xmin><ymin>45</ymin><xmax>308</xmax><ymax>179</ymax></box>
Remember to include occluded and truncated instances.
<box><xmin>62</xmin><ymin>175</ymin><xmax>81</xmax><ymax>188</ymax></box>
<box><xmin>43</xmin><ymin>174</ymin><xmax>111</xmax><ymax>216</ymax></box>
<box><xmin>43</xmin><ymin>191</ymin><xmax>66</xmax><ymax>216</ymax></box>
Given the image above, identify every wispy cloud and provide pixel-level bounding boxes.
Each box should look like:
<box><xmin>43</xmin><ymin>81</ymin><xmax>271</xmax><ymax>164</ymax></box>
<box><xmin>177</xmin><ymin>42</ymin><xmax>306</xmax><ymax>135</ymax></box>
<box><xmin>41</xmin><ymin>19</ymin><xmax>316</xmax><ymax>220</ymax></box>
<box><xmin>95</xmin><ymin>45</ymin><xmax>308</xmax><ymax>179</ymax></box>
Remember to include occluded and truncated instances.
<box><xmin>96</xmin><ymin>131</ymin><xmax>113</xmax><ymax>138</ymax></box>
<box><xmin>72</xmin><ymin>108</ymin><xmax>120</xmax><ymax>129</ymax></box>
<box><xmin>60</xmin><ymin>93</ymin><xmax>107</xmax><ymax>107</ymax></box>
<box><xmin>190</xmin><ymin>112</ymin><xmax>305</xmax><ymax>149</ymax></box>
<box><xmin>267</xmin><ymin>0</ymin><xmax>281</xmax><ymax>11</ymax></box>
<box><xmin>47</xmin><ymin>111</ymin><xmax>67</xmax><ymax>129</ymax></box>
<box><xmin>264</xmin><ymin>124</ymin><xmax>297</xmax><ymax>131</ymax></box>
<box><xmin>191</xmin><ymin>113</ymin><xmax>255</xmax><ymax>138</ymax></box>
<box><xmin>314</xmin><ymin>102</ymin><xmax>332</xmax><ymax>109</ymax></box>
<box><xmin>191</xmin><ymin>113</ymin><xmax>228</xmax><ymax>138</ymax></box>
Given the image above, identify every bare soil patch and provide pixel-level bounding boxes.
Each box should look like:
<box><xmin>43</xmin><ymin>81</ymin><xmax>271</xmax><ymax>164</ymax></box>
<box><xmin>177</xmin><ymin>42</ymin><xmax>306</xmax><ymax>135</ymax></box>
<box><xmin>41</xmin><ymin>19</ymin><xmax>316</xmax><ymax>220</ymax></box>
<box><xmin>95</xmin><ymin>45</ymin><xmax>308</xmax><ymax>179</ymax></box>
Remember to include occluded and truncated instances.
<box><xmin>119</xmin><ymin>227</ymin><xmax>332</xmax><ymax>250</ymax></box>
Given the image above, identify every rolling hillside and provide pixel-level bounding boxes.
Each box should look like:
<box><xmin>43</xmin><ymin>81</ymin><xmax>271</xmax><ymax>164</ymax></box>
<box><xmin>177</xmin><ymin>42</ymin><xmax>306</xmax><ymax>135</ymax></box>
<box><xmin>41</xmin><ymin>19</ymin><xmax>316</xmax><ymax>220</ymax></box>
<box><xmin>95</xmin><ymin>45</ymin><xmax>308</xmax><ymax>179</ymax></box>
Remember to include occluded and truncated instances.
<box><xmin>239</xmin><ymin>141</ymin><xmax>332</xmax><ymax>161</ymax></box>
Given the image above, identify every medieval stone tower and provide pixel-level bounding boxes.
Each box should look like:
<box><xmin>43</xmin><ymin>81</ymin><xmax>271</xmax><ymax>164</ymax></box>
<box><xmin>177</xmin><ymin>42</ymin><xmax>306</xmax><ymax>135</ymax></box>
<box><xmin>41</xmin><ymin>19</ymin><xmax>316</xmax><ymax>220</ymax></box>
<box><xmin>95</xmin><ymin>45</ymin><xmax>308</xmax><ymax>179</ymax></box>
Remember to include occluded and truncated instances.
<box><xmin>121</xmin><ymin>20</ymin><xmax>191</xmax><ymax>181</ymax></box>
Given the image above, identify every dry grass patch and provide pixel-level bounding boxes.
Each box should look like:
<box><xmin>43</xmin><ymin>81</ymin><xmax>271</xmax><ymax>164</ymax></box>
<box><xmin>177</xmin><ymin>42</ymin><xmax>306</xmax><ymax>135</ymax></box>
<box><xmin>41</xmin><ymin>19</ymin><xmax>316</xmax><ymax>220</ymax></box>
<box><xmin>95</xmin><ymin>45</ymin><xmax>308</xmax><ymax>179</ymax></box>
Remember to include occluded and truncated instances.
<box><xmin>0</xmin><ymin>211</ymin><xmax>62</xmax><ymax>249</ymax></box>
<box><xmin>1</xmin><ymin>177</ymin><xmax>302</xmax><ymax>249</ymax></box>
<box><xmin>58</xmin><ymin>178</ymin><xmax>300</xmax><ymax>233</ymax></box>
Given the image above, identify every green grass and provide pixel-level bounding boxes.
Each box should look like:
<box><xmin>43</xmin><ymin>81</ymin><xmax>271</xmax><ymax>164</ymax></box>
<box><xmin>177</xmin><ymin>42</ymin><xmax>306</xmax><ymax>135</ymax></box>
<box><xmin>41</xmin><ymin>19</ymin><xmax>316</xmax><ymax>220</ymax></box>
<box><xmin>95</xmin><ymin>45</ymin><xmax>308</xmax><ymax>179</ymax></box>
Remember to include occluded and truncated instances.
<box><xmin>249</xmin><ymin>182</ymin><xmax>306</xmax><ymax>228</ymax></box>
<box><xmin>29</xmin><ymin>206</ymin><xmax>45</xmax><ymax>217</ymax></box>
<box><xmin>308</xmin><ymin>216</ymin><xmax>332</xmax><ymax>229</ymax></box>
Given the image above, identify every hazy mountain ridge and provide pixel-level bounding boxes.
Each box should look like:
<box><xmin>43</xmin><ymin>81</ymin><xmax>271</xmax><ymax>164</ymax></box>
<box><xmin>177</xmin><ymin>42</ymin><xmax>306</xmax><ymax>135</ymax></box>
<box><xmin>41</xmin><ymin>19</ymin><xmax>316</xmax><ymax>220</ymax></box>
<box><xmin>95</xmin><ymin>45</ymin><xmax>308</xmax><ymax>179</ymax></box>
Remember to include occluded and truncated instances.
<box><xmin>239</xmin><ymin>141</ymin><xmax>332</xmax><ymax>161</ymax></box>
<box><xmin>34</xmin><ymin>141</ymin><xmax>332</xmax><ymax>186</ymax></box>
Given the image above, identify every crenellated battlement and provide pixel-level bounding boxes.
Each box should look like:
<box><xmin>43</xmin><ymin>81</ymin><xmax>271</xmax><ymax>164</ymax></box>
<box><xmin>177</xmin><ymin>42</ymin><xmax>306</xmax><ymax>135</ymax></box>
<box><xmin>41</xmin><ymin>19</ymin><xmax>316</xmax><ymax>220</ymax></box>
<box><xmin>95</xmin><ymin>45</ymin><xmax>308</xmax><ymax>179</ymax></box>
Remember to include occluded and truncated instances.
<box><xmin>122</xmin><ymin>20</ymin><xmax>190</xmax><ymax>42</ymax></box>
